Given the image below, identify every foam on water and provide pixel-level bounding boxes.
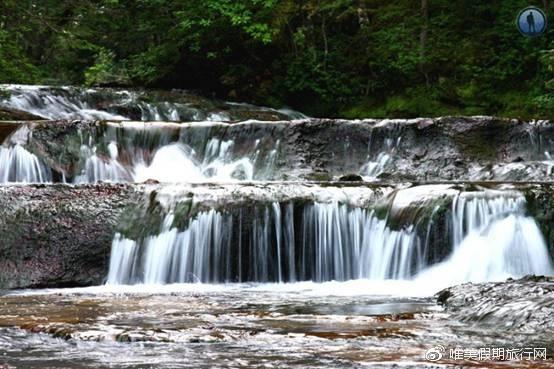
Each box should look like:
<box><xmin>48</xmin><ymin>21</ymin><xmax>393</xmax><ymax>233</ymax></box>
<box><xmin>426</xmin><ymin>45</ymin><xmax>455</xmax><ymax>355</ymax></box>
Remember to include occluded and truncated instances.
<box><xmin>7</xmin><ymin>279</ymin><xmax>437</xmax><ymax>297</ymax></box>
<box><xmin>72</xmin><ymin>138</ymin><xmax>262</xmax><ymax>183</ymax></box>
<box><xmin>134</xmin><ymin>143</ymin><xmax>205</xmax><ymax>183</ymax></box>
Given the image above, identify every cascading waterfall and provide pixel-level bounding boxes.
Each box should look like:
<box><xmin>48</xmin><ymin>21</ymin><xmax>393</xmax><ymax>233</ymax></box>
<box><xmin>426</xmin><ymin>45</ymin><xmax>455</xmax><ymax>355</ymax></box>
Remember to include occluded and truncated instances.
<box><xmin>74</xmin><ymin>142</ymin><xmax>132</xmax><ymax>183</ymax></box>
<box><xmin>106</xmin><ymin>202</ymin><xmax>423</xmax><ymax>285</ymax></box>
<box><xmin>0</xmin><ymin>125</ymin><xmax>51</xmax><ymax>183</ymax></box>
<box><xmin>1</xmin><ymin>85</ymin><xmax>128</xmax><ymax>120</ymax></box>
<box><xmin>416</xmin><ymin>193</ymin><xmax>553</xmax><ymax>287</ymax></box>
<box><xmin>106</xmin><ymin>191</ymin><xmax>553</xmax><ymax>286</ymax></box>
<box><xmin>74</xmin><ymin>138</ymin><xmax>266</xmax><ymax>183</ymax></box>
<box><xmin>361</xmin><ymin>122</ymin><xmax>402</xmax><ymax>180</ymax></box>
<box><xmin>451</xmin><ymin>192</ymin><xmax>525</xmax><ymax>247</ymax></box>
<box><xmin>0</xmin><ymin>85</ymin><xmax>306</xmax><ymax>122</ymax></box>
<box><xmin>0</xmin><ymin>145</ymin><xmax>51</xmax><ymax>183</ymax></box>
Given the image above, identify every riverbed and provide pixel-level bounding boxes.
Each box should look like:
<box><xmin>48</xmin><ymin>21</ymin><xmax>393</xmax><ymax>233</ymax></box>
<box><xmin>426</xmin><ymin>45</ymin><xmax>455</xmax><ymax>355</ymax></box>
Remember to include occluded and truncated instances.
<box><xmin>1</xmin><ymin>281</ymin><xmax>552</xmax><ymax>369</ymax></box>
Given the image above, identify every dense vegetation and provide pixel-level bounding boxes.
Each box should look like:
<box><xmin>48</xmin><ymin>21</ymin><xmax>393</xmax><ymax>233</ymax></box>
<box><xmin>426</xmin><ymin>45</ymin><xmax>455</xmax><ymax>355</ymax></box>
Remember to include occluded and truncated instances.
<box><xmin>1</xmin><ymin>0</ymin><xmax>553</xmax><ymax>118</ymax></box>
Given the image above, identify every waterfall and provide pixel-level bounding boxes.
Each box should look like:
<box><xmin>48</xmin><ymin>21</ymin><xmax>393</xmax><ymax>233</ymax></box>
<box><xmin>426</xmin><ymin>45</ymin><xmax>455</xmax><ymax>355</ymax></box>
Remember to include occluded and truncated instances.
<box><xmin>416</xmin><ymin>193</ymin><xmax>553</xmax><ymax>287</ymax></box>
<box><xmin>0</xmin><ymin>125</ymin><xmax>51</xmax><ymax>183</ymax></box>
<box><xmin>0</xmin><ymin>85</ymin><xmax>306</xmax><ymax>122</ymax></box>
<box><xmin>1</xmin><ymin>85</ymin><xmax>128</xmax><ymax>120</ymax></box>
<box><xmin>451</xmin><ymin>192</ymin><xmax>525</xmax><ymax>247</ymax></box>
<box><xmin>0</xmin><ymin>145</ymin><xmax>51</xmax><ymax>183</ymax></box>
<box><xmin>106</xmin><ymin>202</ymin><xmax>423</xmax><ymax>285</ymax></box>
<box><xmin>106</xmin><ymin>191</ymin><xmax>553</xmax><ymax>286</ymax></box>
<box><xmin>71</xmin><ymin>132</ymin><xmax>275</xmax><ymax>183</ymax></box>
<box><xmin>360</xmin><ymin>124</ymin><xmax>402</xmax><ymax>180</ymax></box>
<box><xmin>76</xmin><ymin>139</ymin><xmax>261</xmax><ymax>183</ymax></box>
<box><xmin>74</xmin><ymin>142</ymin><xmax>132</xmax><ymax>183</ymax></box>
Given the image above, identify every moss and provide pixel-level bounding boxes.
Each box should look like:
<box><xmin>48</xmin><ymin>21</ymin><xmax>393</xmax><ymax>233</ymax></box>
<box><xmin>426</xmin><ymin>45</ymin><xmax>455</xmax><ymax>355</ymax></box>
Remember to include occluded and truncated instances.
<box><xmin>523</xmin><ymin>185</ymin><xmax>554</xmax><ymax>258</ymax></box>
<box><xmin>305</xmin><ymin>171</ymin><xmax>333</xmax><ymax>181</ymax></box>
<box><xmin>341</xmin><ymin>90</ymin><xmax>458</xmax><ymax>119</ymax></box>
<box><xmin>171</xmin><ymin>200</ymin><xmax>194</xmax><ymax>230</ymax></box>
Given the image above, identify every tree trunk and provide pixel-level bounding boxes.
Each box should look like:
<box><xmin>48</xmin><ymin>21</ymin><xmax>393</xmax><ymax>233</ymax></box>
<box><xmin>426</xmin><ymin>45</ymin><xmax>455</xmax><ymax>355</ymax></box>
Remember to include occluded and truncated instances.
<box><xmin>420</xmin><ymin>0</ymin><xmax>430</xmax><ymax>85</ymax></box>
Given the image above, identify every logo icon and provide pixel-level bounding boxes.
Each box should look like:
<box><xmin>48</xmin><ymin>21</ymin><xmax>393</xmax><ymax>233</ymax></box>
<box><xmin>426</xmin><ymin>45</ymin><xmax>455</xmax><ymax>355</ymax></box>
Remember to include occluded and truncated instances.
<box><xmin>517</xmin><ymin>7</ymin><xmax>547</xmax><ymax>37</ymax></box>
<box><xmin>425</xmin><ymin>345</ymin><xmax>445</xmax><ymax>362</ymax></box>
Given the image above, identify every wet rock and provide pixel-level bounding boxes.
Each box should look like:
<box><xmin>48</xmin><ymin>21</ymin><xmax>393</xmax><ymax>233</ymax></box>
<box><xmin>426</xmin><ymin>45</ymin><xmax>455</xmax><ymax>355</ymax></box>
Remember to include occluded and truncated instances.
<box><xmin>12</xmin><ymin>116</ymin><xmax>553</xmax><ymax>183</ymax></box>
<box><xmin>437</xmin><ymin>275</ymin><xmax>554</xmax><ymax>332</ymax></box>
<box><xmin>338</xmin><ymin>173</ymin><xmax>363</xmax><ymax>181</ymax></box>
<box><xmin>1</xmin><ymin>181</ymin><xmax>553</xmax><ymax>289</ymax></box>
<box><xmin>523</xmin><ymin>183</ymin><xmax>554</xmax><ymax>258</ymax></box>
<box><xmin>305</xmin><ymin>171</ymin><xmax>333</xmax><ymax>181</ymax></box>
<box><xmin>0</xmin><ymin>184</ymin><xmax>142</xmax><ymax>289</ymax></box>
<box><xmin>0</xmin><ymin>122</ymin><xmax>20</xmax><ymax>143</ymax></box>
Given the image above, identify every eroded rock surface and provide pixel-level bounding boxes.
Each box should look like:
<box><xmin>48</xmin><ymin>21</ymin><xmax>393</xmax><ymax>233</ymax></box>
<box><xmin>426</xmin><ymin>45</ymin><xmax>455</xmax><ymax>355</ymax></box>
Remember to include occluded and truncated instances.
<box><xmin>437</xmin><ymin>275</ymin><xmax>554</xmax><ymax>332</ymax></box>
<box><xmin>4</xmin><ymin>117</ymin><xmax>554</xmax><ymax>182</ymax></box>
<box><xmin>0</xmin><ymin>184</ymin><xmax>141</xmax><ymax>288</ymax></box>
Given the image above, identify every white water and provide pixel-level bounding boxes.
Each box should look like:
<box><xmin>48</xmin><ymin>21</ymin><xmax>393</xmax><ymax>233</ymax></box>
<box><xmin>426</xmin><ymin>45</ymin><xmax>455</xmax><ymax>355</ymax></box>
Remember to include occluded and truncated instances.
<box><xmin>107</xmin><ymin>202</ymin><xmax>423</xmax><ymax>285</ymax></box>
<box><xmin>1</xmin><ymin>85</ymin><xmax>127</xmax><ymax>120</ymax></box>
<box><xmin>74</xmin><ymin>142</ymin><xmax>132</xmax><ymax>183</ymax></box>
<box><xmin>451</xmin><ymin>192</ymin><xmax>525</xmax><ymax>247</ymax></box>
<box><xmin>0</xmin><ymin>125</ymin><xmax>51</xmax><ymax>183</ymax></box>
<box><xmin>0</xmin><ymin>145</ymin><xmax>51</xmax><ymax>183</ymax></box>
<box><xmin>416</xmin><ymin>214</ymin><xmax>553</xmax><ymax>288</ymax></box>
<box><xmin>0</xmin><ymin>84</ymin><xmax>306</xmax><ymax>122</ymax></box>
<box><xmin>414</xmin><ymin>192</ymin><xmax>552</xmax><ymax>289</ymax></box>
<box><xmin>361</xmin><ymin>136</ymin><xmax>400</xmax><ymax>180</ymax></box>
<box><xmin>75</xmin><ymin>139</ymin><xmax>263</xmax><ymax>183</ymax></box>
<box><xmin>106</xmin><ymin>192</ymin><xmax>554</xmax><ymax>288</ymax></box>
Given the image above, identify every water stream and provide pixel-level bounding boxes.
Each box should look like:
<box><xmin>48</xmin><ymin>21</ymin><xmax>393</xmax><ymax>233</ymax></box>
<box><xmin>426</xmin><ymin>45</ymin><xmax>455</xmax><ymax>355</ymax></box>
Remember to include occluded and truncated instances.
<box><xmin>0</xmin><ymin>86</ymin><xmax>553</xmax><ymax>368</ymax></box>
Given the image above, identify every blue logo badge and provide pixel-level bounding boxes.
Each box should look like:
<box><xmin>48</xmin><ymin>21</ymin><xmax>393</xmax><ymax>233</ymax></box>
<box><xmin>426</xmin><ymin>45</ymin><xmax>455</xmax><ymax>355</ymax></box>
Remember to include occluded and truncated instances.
<box><xmin>517</xmin><ymin>7</ymin><xmax>547</xmax><ymax>37</ymax></box>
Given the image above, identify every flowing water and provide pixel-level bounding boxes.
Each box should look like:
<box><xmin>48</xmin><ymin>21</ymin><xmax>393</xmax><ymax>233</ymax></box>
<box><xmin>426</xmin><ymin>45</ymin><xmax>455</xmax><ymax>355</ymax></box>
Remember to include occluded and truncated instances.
<box><xmin>1</xmin><ymin>86</ymin><xmax>554</xmax><ymax>368</ymax></box>
<box><xmin>0</xmin><ymin>85</ymin><xmax>306</xmax><ymax>122</ymax></box>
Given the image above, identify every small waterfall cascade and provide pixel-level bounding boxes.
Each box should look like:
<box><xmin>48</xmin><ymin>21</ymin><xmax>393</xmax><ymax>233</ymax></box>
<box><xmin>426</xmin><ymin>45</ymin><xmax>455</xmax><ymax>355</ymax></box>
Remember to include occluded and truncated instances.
<box><xmin>74</xmin><ymin>141</ymin><xmax>132</xmax><ymax>183</ymax></box>
<box><xmin>73</xmin><ymin>136</ymin><xmax>273</xmax><ymax>183</ymax></box>
<box><xmin>451</xmin><ymin>192</ymin><xmax>525</xmax><ymax>247</ymax></box>
<box><xmin>416</xmin><ymin>193</ymin><xmax>554</xmax><ymax>287</ymax></box>
<box><xmin>0</xmin><ymin>85</ymin><xmax>306</xmax><ymax>122</ymax></box>
<box><xmin>361</xmin><ymin>122</ymin><xmax>402</xmax><ymax>180</ymax></box>
<box><xmin>107</xmin><ymin>190</ymin><xmax>554</xmax><ymax>286</ymax></box>
<box><xmin>0</xmin><ymin>145</ymin><xmax>51</xmax><ymax>183</ymax></box>
<box><xmin>1</xmin><ymin>85</ymin><xmax>127</xmax><ymax>120</ymax></box>
<box><xmin>106</xmin><ymin>202</ymin><xmax>423</xmax><ymax>284</ymax></box>
<box><xmin>0</xmin><ymin>125</ymin><xmax>51</xmax><ymax>183</ymax></box>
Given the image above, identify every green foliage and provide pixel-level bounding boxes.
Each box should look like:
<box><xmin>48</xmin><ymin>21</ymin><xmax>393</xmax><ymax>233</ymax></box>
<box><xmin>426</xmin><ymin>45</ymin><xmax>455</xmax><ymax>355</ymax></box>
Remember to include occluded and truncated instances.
<box><xmin>85</xmin><ymin>49</ymin><xmax>129</xmax><ymax>86</ymax></box>
<box><xmin>0</xmin><ymin>0</ymin><xmax>553</xmax><ymax>118</ymax></box>
<box><xmin>0</xmin><ymin>28</ymin><xmax>40</xmax><ymax>83</ymax></box>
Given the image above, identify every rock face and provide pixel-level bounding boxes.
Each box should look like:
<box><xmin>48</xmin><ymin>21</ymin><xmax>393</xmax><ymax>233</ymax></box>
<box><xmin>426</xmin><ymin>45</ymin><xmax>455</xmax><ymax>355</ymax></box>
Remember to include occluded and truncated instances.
<box><xmin>0</xmin><ymin>184</ymin><xmax>141</xmax><ymax>288</ymax></box>
<box><xmin>5</xmin><ymin>117</ymin><xmax>554</xmax><ymax>182</ymax></box>
<box><xmin>437</xmin><ymin>275</ymin><xmax>554</xmax><ymax>332</ymax></box>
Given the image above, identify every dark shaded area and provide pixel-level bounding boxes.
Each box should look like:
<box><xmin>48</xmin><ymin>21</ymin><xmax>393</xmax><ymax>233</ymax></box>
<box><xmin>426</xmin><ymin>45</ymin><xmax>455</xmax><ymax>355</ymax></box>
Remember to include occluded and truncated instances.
<box><xmin>0</xmin><ymin>1</ymin><xmax>552</xmax><ymax>118</ymax></box>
